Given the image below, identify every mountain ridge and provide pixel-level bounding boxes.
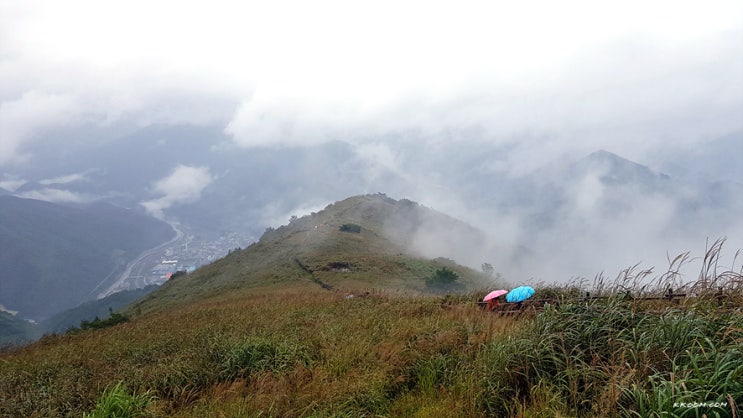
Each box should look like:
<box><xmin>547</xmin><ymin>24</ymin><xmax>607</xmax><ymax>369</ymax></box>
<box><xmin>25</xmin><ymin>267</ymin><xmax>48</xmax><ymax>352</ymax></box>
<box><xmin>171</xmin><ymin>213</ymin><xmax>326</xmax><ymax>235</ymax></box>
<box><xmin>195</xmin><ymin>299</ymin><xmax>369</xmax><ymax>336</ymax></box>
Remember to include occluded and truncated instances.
<box><xmin>5</xmin><ymin>136</ymin><xmax>742</xmax><ymax>284</ymax></box>
<box><xmin>129</xmin><ymin>193</ymin><xmax>490</xmax><ymax>315</ymax></box>
<box><xmin>572</xmin><ymin>149</ymin><xmax>671</xmax><ymax>187</ymax></box>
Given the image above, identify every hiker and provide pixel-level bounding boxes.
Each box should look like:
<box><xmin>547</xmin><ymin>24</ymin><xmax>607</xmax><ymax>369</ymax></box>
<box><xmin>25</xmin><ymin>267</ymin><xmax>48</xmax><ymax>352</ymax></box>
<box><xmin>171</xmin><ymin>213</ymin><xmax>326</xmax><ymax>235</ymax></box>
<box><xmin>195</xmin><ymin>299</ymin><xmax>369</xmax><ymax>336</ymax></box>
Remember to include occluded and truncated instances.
<box><xmin>487</xmin><ymin>297</ymin><xmax>500</xmax><ymax>311</ymax></box>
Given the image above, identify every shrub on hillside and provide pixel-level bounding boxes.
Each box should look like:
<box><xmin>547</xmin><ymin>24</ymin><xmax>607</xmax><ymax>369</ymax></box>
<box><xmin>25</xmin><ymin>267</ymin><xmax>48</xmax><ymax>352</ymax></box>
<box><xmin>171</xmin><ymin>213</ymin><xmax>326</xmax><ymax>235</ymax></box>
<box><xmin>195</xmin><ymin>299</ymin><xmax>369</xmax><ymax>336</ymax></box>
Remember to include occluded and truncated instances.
<box><xmin>426</xmin><ymin>267</ymin><xmax>462</xmax><ymax>292</ymax></box>
<box><xmin>340</xmin><ymin>223</ymin><xmax>362</xmax><ymax>233</ymax></box>
<box><xmin>79</xmin><ymin>310</ymin><xmax>128</xmax><ymax>330</ymax></box>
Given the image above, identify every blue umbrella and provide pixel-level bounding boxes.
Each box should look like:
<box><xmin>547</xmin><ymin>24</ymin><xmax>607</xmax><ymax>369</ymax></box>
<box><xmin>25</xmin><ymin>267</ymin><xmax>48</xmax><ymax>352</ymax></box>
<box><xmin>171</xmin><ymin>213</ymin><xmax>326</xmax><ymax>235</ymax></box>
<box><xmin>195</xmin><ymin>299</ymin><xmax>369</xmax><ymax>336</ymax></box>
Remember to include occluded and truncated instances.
<box><xmin>506</xmin><ymin>286</ymin><xmax>535</xmax><ymax>303</ymax></box>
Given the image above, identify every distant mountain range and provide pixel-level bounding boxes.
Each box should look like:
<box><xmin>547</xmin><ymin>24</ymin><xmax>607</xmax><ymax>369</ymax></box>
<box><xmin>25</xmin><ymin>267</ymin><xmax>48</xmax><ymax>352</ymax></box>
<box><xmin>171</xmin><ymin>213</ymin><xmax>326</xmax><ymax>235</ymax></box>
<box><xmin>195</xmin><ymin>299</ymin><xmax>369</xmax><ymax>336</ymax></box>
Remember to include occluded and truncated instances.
<box><xmin>2</xmin><ymin>124</ymin><xmax>741</xmax><ymax>281</ymax></box>
<box><xmin>0</xmin><ymin>196</ymin><xmax>175</xmax><ymax>320</ymax></box>
<box><xmin>497</xmin><ymin>149</ymin><xmax>743</xmax><ymax>278</ymax></box>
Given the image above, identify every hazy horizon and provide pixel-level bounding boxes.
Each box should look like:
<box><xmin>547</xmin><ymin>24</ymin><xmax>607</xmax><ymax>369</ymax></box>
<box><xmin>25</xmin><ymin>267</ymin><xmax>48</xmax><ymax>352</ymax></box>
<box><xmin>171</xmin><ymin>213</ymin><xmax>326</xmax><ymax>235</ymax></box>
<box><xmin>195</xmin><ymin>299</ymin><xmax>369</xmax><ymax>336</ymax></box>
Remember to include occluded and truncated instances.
<box><xmin>2</xmin><ymin>0</ymin><xmax>742</xmax><ymax>284</ymax></box>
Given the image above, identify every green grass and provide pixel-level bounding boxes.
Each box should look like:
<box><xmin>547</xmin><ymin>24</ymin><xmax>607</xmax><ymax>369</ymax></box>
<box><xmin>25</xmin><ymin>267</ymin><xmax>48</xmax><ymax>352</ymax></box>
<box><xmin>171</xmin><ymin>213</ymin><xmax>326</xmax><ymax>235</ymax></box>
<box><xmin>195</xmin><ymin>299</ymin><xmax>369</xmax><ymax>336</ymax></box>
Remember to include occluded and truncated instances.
<box><xmin>218</xmin><ymin>337</ymin><xmax>315</xmax><ymax>380</ymax></box>
<box><xmin>476</xmin><ymin>299</ymin><xmax>743</xmax><ymax>417</ymax></box>
<box><xmin>2</xmin><ymin>198</ymin><xmax>742</xmax><ymax>417</ymax></box>
<box><xmin>83</xmin><ymin>382</ymin><xmax>153</xmax><ymax>418</ymax></box>
<box><xmin>2</xmin><ymin>280</ymin><xmax>741</xmax><ymax>417</ymax></box>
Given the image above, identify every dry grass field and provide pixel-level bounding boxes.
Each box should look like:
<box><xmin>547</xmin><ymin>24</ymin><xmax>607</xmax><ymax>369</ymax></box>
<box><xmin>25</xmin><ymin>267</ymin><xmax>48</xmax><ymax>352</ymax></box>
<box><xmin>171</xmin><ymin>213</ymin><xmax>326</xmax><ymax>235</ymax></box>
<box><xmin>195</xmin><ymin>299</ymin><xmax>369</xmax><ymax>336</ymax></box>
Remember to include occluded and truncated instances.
<box><xmin>2</xmin><ymin>196</ymin><xmax>741</xmax><ymax>417</ymax></box>
<box><xmin>2</xmin><ymin>276</ymin><xmax>741</xmax><ymax>417</ymax></box>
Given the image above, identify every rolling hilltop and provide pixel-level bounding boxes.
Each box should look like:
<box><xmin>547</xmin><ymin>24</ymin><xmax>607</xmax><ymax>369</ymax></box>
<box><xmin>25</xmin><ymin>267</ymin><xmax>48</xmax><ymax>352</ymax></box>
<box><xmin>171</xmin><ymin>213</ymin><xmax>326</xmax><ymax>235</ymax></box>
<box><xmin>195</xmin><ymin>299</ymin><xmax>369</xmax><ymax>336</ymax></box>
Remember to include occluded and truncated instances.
<box><xmin>131</xmin><ymin>193</ymin><xmax>489</xmax><ymax>314</ymax></box>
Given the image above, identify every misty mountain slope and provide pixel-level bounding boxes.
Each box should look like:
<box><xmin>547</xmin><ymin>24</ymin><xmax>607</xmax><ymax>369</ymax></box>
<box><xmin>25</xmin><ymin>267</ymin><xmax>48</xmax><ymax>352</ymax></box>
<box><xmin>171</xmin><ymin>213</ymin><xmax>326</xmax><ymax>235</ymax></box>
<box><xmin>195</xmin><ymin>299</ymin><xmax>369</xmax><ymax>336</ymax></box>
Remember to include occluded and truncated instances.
<box><xmin>13</xmin><ymin>125</ymin><xmax>221</xmax><ymax>196</ymax></box>
<box><xmin>0</xmin><ymin>196</ymin><xmax>175</xmax><ymax>320</ymax></box>
<box><xmin>570</xmin><ymin>150</ymin><xmax>670</xmax><ymax>187</ymax></box>
<box><xmin>478</xmin><ymin>150</ymin><xmax>675</xmax><ymax>234</ymax></box>
<box><xmin>557</xmin><ymin>149</ymin><xmax>743</xmax><ymax>232</ymax></box>
<box><xmin>461</xmin><ymin>148</ymin><xmax>743</xmax><ymax>280</ymax></box>
<box><xmin>560</xmin><ymin>150</ymin><xmax>675</xmax><ymax>215</ymax></box>
<box><xmin>130</xmin><ymin>194</ymin><xmax>490</xmax><ymax>315</ymax></box>
<box><xmin>8</xmin><ymin>126</ymin><xmax>743</xmax><ymax>283</ymax></box>
<box><xmin>11</xmin><ymin>124</ymin><xmax>376</xmax><ymax>238</ymax></box>
<box><xmin>0</xmin><ymin>311</ymin><xmax>35</xmax><ymax>347</ymax></box>
<box><xmin>659</xmin><ymin>133</ymin><xmax>743</xmax><ymax>183</ymax></box>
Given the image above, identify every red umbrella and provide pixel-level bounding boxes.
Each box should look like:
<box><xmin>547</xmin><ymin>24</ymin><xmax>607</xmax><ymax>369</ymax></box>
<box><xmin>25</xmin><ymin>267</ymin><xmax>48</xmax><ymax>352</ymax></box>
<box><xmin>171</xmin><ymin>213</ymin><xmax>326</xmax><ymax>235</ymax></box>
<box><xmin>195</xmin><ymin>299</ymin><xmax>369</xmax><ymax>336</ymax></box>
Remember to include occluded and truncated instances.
<box><xmin>483</xmin><ymin>289</ymin><xmax>508</xmax><ymax>302</ymax></box>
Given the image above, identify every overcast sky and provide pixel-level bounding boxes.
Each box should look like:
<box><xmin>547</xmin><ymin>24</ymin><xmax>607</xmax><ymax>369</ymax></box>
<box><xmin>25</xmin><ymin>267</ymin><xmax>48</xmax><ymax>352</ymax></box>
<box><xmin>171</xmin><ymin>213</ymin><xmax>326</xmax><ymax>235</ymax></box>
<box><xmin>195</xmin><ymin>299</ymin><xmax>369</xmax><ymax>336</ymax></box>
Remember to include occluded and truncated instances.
<box><xmin>2</xmin><ymin>0</ymin><xmax>743</xmax><ymax>284</ymax></box>
<box><xmin>1</xmin><ymin>0</ymin><xmax>742</xmax><ymax>169</ymax></box>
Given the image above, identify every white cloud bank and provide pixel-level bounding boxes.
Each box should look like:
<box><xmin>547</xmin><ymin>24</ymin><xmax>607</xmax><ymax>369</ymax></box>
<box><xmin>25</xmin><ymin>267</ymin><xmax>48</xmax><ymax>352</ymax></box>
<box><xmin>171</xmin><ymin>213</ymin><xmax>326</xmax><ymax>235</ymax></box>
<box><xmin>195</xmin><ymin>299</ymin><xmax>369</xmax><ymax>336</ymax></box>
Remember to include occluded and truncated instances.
<box><xmin>1</xmin><ymin>0</ymin><xmax>741</xmax><ymax>167</ymax></box>
<box><xmin>225</xmin><ymin>31</ymin><xmax>743</xmax><ymax>169</ymax></box>
<box><xmin>141</xmin><ymin>165</ymin><xmax>214</xmax><ymax>219</ymax></box>
<box><xmin>0</xmin><ymin>91</ymin><xmax>81</xmax><ymax>165</ymax></box>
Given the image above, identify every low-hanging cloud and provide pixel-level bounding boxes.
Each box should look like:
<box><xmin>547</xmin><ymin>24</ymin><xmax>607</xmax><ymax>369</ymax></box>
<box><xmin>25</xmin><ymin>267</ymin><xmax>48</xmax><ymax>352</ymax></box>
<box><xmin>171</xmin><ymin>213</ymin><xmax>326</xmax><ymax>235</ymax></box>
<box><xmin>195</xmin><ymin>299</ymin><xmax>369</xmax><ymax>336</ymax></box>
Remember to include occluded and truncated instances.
<box><xmin>141</xmin><ymin>165</ymin><xmax>214</xmax><ymax>219</ymax></box>
<box><xmin>16</xmin><ymin>188</ymin><xmax>91</xmax><ymax>204</ymax></box>
<box><xmin>0</xmin><ymin>91</ymin><xmax>81</xmax><ymax>165</ymax></box>
<box><xmin>2</xmin><ymin>1</ymin><xmax>742</xmax><ymax>173</ymax></box>
<box><xmin>355</xmin><ymin>144</ymin><xmax>743</xmax><ymax>286</ymax></box>
<box><xmin>38</xmin><ymin>171</ymin><xmax>89</xmax><ymax>186</ymax></box>
<box><xmin>223</xmin><ymin>28</ymin><xmax>742</xmax><ymax>179</ymax></box>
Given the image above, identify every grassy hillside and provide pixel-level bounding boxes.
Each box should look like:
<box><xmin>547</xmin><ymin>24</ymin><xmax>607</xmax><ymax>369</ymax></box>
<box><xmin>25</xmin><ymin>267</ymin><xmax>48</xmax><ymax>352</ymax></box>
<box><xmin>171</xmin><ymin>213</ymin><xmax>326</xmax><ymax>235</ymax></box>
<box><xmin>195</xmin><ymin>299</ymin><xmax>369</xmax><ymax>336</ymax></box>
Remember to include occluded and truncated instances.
<box><xmin>131</xmin><ymin>194</ymin><xmax>490</xmax><ymax>315</ymax></box>
<box><xmin>2</xmin><ymin>281</ymin><xmax>741</xmax><ymax>417</ymax></box>
<box><xmin>0</xmin><ymin>196</ymin><xmax>175</xmax><ymax>320</ymax></box>
<box><xmin>1</xmin><ymin>195</ymin><xmax>741</xmax><ymax>417</ymax></box>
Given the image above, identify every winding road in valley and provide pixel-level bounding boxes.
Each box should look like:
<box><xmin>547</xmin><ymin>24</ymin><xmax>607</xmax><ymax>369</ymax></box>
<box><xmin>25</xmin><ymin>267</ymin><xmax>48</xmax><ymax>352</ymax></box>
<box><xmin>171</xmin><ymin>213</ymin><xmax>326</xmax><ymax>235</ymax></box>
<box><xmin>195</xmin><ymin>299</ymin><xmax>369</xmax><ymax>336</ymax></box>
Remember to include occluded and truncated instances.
<box><xmin>95</xmin><ymin>223</ymin><xmax>184</xmax><ymax>299</ymax></box>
